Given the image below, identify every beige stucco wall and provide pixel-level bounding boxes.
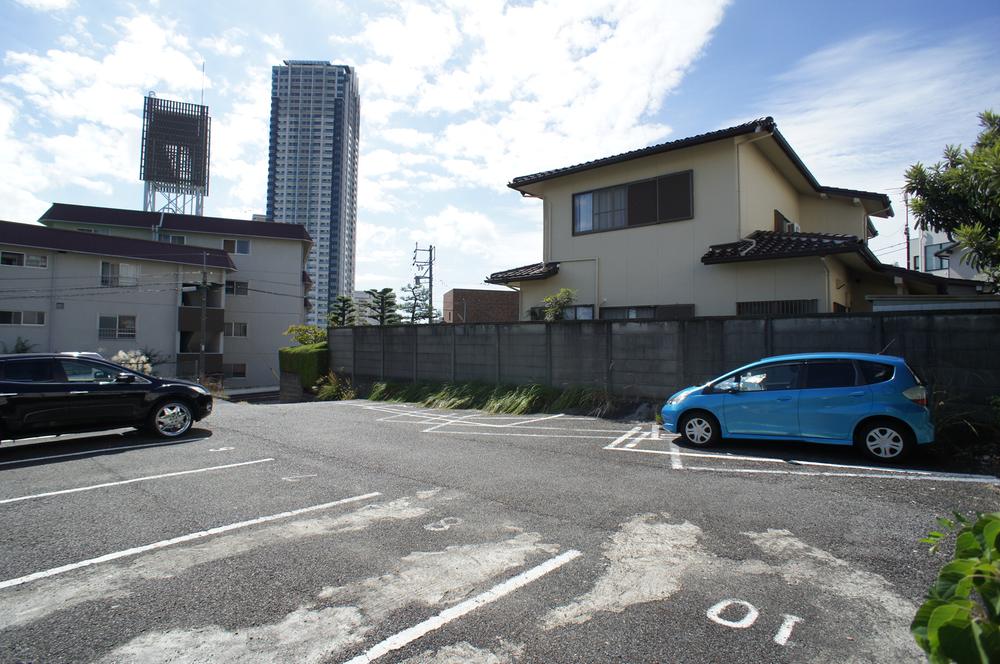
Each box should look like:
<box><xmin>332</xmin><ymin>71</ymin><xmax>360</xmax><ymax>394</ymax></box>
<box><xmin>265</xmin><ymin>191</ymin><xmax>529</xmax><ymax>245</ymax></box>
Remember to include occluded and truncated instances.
<box><xmin>527</xmin><ymin>139</ymin><xmax>744</xmax><ymax>316</ymax></box>
<box><xmin>798</xmin><ymin>195</ymin><xmax>868</xmax><ymax>237</ymax></box>
<box><xmin>737</xmin><ymin>140</ymin><xmax>800</xmax><ymax>235</ymax></box>
<box><xmin>0</xmin><ymin>245</ymin><xmax>226</xmax><ymax>373</ymax></box>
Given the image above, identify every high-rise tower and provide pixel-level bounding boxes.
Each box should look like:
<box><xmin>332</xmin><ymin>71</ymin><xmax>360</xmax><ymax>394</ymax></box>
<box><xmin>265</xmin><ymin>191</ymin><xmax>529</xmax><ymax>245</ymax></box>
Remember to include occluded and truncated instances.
<box><xmin>266</xmin><ymin>61</ymin><xmax>360</xmax><ymax>325</ymax></box>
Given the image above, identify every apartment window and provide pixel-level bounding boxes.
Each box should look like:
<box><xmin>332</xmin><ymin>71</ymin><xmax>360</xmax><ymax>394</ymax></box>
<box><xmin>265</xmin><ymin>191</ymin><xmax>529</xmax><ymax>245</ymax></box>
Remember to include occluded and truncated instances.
<box><xmin>100</xmin><ymin>261</ymin><xmax>139</xmax><ymax>287</ymax></box>
<box><xmin>224</xmin><ymin>281</ymin><xmax>249</xmax><ymax>296</ymax></box>
<box><xmin>562</xmin><ymin>305</ymin><xmax>594</xmax><ymax>320</ymax></box>
<box><xmin>924</xmin><ymin>242</ymin><xmax>950</xmax><ymax>271</ymax></box>
<box><xmin>98</xmin><ymin>315</ymin><xmax>136</xmax><ymax>339</ymax></box>
<box><xmin>1</xmin><ymin>251</ymin><xmax>47</xmax><ymax>268</ymax></box>
<box><xmin>573</xmin><ymin>170</ymin><xmax>693</xmax><ymax>234</ymax></box>
<box><xmin>223</xmin><ymin>363</ymin><xmax>247</xmax><ymax>378</ymax></box>
<box><xmin>0</xmin><ymin>311</ymin><xmax>45</xmax><ymax>325</ymax></box>
<box><xmin>736</xmin><ymin>300</ymin><xmax>819</xmax><ymax>316</ymax></box>
<box><xmin>599</xmin><ymin>306</ymin><xmax>656</xmax><ymax>320</ymax></box>
<box><xmin>224</xmin><ymin>322</ymin><xmax>248</xmax><ymax>337</ymax></box>
<box><xmin>222</xmin><ymin>238</ymin><xmax>251</xmax><ymax>255</ymax></box>
<box><xmin>162</xmin><ymin>234</ymin><xmax>186</xmax><ymax>245</ymax></box>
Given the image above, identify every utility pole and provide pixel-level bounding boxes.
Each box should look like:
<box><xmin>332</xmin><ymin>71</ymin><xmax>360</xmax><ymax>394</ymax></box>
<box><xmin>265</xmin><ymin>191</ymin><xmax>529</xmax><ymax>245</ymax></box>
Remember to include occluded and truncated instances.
<box><xmin>200</xmin><ymin>251</ymin><xmax>208</xmax><ymax>383</ymax></box>
<box><xmin>412</xmin><ymin>244</ymin><xmax>436</xmax><ymax>323</ymax></box>
<box><xmin>904</xmin><ymin>191</ymin><xmax>911</xmax><ymax>270</ymax></box>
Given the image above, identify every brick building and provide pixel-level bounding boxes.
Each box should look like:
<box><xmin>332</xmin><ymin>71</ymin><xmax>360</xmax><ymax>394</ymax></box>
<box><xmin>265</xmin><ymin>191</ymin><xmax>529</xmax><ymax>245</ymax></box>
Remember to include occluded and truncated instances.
<box><xmin>443</xmin><ymin>289</ymin><xmax>518</xmax><ymax>323</ymax></box>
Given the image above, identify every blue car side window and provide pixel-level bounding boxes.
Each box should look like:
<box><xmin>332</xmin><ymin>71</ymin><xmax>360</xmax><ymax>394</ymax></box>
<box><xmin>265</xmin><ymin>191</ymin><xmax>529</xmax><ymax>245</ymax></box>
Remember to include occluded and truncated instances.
<box><xmin>738</xmin><ymin>363</ymin><xmax>800</xmax><ymax>392</ymax></box>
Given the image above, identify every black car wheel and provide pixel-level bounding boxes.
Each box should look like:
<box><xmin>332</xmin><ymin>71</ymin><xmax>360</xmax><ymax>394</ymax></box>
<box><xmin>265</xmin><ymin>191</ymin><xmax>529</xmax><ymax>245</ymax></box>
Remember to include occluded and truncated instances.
<box><xmin>856</xmin><ymin>419</ymin><xmax>913</xmax><ymax>462</ymax></box>
<box><xmin>149</xmin><ymin>401</ymin><xmax>193</xmax><ymax>438</ymax></box>
<box><xmin>678</xmin><ymin>411</ymin><xmax>720</xmax><ymax>446</ymax></box>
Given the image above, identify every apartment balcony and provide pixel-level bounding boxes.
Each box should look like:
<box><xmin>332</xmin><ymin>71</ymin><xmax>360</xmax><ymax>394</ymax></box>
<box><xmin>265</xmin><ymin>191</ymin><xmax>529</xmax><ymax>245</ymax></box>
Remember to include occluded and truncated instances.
<box><xmin>177</xmin><ymin>306</ymin><xmax>224</xmax><ymax>334</ymax></box>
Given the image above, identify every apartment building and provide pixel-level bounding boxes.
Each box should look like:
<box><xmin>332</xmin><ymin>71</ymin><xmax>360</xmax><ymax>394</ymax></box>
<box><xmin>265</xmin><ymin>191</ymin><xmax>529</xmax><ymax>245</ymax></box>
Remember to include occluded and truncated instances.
<box><xmin>266</xmin><ymin>60</ymin><xmax>360</xmax><ymax>325</ymax></box>
<box><xmin>39</xmin><ymin>203</ymin><xmax>311</xmax><ymax>389</ymax></box>
<box><xmin>0</xmin><ymin>220</ymin><xmax>233</xmax><ymax>375</ymax></box>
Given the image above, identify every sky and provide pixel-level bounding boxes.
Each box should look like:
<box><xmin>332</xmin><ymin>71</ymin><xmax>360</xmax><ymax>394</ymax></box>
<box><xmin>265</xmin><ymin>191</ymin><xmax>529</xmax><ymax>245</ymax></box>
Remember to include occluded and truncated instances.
<box><xmin>1</xmin><ymin>0</ymin><xmax>999</xmax><ymax>311</ymax></box>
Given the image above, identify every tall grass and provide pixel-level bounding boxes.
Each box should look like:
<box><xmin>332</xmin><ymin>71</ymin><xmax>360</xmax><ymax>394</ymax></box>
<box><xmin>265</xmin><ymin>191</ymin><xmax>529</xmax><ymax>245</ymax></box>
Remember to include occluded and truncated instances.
<box><xmin>365</xmin><ymin>381</ymin><xmax>618</xmax><ymax>416</ymax></box>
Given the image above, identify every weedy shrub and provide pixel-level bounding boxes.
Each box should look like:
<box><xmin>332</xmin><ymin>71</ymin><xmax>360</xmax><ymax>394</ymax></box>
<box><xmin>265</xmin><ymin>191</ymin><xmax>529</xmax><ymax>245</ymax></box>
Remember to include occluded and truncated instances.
<box><xmin>314</xmin><ymin>371</ymin><xmax>357</xmax><ymax>401</ymax></box>
<box><xmin>913</xmin><ymin>512</ymin><xmax>1000</xmax><ymax>662</ymax></box>
<box><xmin>366</xmin><ymin>381</ymin><xmax>619</xmax><ymax>417</ymax></box>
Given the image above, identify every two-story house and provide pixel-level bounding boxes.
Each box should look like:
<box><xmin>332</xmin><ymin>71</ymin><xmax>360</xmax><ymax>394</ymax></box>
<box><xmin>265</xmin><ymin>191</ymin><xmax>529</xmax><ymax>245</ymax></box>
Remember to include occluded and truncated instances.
<box><xmin>489</xmin><ymin>117</ymin><xmax>979</xmax><ymax>319</ymax></box>
<box><xmin>0</xmin><ymin>220</ymin><xmax>233</xmax><ymax>375</ymax></box>
<box><xmin>38</xmin><ymin>204</ymin><xmax>312</xmax><ymax>390</ymax></box>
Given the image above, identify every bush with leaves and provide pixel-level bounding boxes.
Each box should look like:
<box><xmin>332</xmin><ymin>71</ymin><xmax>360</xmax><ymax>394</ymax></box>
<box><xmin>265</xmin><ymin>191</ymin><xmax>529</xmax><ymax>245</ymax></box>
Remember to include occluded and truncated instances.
<box><xmin>283</xmin><ymin>324</ymin><xmax>327</xmax><ymax>345</ymax></box>
<box><xmin>542</xmin><ymin>288</ymin><xmax>577</xmax><ymax>321</ymax></box>
<box><xmin>1</xmin><ymin>336</ymin><xmax>36</xmax><ymax>353</ymax></box>
<box><xmin>313</xmin><ymin>371</ymin><xmax>356</xmax><ymax>401</ymax></box>
<box><xmin>913</xmin><ymin>512</ymin><xmax>1000</xmax><ymax>662</ymax></box>
<box><xmin>111</xmin><ymin>350</ymin><xmax>152</xmax><ymax>374</ymax></box>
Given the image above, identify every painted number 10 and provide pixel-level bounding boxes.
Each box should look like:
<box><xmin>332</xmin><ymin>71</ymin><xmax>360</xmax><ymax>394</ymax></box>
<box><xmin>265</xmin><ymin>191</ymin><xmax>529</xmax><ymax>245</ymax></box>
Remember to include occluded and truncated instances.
<box><xmin>706</xmin><ymin>599</ymin><xmax>803</xmax><ymax>646</ymax></box>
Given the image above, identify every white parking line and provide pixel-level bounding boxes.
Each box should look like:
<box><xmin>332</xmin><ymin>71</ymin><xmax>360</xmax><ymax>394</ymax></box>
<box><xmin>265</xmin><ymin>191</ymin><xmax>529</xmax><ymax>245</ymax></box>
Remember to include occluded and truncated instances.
<box><xmin>510</xmin><ymin>414</ymin><xmax>564</xmax><ymax>427</ymax></box>
<box><xmin>625</xmin><ymin>433</ymin><xmax>648</xmax><ymax>449</ymax></box>
<box><xmin>430</xmin><ymin>431</ymin><xmax>623</xmax><ymax>440</ymax></box>
<box><xmin>608</xmin><ymin>445</ymin><xmax>1000</xmax><ymax>479</ymax></box>
<box><xmin>343</xmin><ymin>549</ymin><xmax>582</xmax><ymax>664</ymax></box>
<box><xmin>668</xmin><ymin>439</ymin><xmax>684</xmax><ymax>470</ymax></box>
<box><xmin>0</xmin><ymin>492</ymin><xmax>381</xmax><ymax>590</ymax></box>
<box><xmin>682</xmin><ymin>465</ymin><xmax>1000</xmax><ymax>484</ymax></box>
<box><xmin>605</xmin><ymin>426</ymin><xmax>642</xmax><ymax>449</ymax></box>
<box><xmin>604</xmin><ymin>446</ymin><xmax>998</xmax><ymax>483</ymax></box>
<box><xmin>423</xmin><ymin>413</ymin><xmax>480</xmax><ymax>433</ymax></box>
<box><xmin>0</xmin><ymin>458</ymin><xmax>275</xmax><ymax>505</ymax></box>
<box><xmin>0</xmin><ymin>439</ymin><xmax>204</xmax><ymax>468</ymax></box>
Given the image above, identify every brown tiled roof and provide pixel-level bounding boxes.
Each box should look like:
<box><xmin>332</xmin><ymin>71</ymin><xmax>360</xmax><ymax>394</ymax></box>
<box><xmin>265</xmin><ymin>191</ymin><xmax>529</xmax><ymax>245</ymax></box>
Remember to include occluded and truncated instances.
<box><xmin>485</xmin><ymin>261</ymin><xmax>559</xmax><ymax>284</ymax></box>
<box><xmin>510</xmin><ymin>119</ymin><xmax>774</xmax><ymax>188</ymax></box>
<box><xmin>0</xmin><ymin>219</ymin><xmax>235</xmax><ymax>269</ymax></box>
<box><xmin>508</xmin><ymin>117</ymin><xmax>893</xmax><ymax>216</ymax></box>
<box><xmin>40</xmin><ymin>203</ymin><xmax>312</xmax><ymax>242</ymax></box>
<box><xmin>701</xmin><ymin>230</ymin><xmax>865</xmax><ymax>264</ymax></box>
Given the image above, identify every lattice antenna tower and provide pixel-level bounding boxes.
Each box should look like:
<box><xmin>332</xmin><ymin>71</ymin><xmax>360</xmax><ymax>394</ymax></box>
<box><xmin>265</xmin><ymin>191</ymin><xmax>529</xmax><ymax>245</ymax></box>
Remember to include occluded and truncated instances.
<box><xmin>140</xmin><ymin>92</ymin><xmax>211</xmax><ymax>216</ymax></box>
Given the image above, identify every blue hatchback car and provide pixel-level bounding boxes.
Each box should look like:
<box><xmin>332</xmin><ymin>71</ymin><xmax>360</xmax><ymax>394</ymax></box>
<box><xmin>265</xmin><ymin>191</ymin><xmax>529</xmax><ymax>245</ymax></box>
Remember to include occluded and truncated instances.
<box><xmin>660</xmin><ymin>353</ymin><xmax>933</xmax><ymax>462</ymax></box>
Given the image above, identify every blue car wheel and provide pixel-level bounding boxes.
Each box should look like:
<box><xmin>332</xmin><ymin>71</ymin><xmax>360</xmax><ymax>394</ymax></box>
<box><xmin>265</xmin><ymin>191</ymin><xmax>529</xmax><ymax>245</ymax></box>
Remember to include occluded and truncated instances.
<box><xmin>856</xmin><ymin>419</ymin><xmax>913</xmax><ymax>462</ymax></box>
<box><xmin>679</xmin><ymin>411</ymin><xmax>720</xmax><ymax>446</ymax></box>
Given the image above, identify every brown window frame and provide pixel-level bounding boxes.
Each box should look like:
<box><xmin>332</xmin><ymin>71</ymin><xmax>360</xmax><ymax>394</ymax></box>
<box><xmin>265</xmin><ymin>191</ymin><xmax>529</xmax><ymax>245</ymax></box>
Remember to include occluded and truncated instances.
<box><xmin>572</xmin><ymin>169</ymin><xmax>694</xmax><ymax>236</ymax></box>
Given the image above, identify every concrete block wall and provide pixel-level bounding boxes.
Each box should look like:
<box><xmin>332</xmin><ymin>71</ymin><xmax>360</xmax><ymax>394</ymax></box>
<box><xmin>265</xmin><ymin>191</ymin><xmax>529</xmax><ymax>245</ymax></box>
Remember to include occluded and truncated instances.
<box><xmin>611</xmin><ymin>321</ymin><xmax>681</xmax><ymax>399</ymax></box>
<box><xmin>328</xmin><ymin>328</ymin><xmax>354</xmax><ymax>375</ymax></box>
<box><xmin>454</xmin><ymin>324</ymin><xmax>498</xmax><ymax>383</ymax></box>
<box><xmin>328</xmin><ymin>311</ymin><xmax>1000</xmax><ymax>403</ymax></box>
<box><xmin>416</xmin><ymin>326</ymin><xmax>453</xmax><ymax>383</ymax></box>
<box><xmin>551</xmin><ymin>322</ymin><xmax>608</xmax><ymax>389</ymax></box>
<box><xmin>499</xmin><ymin>324</ymin><xmax>547</xmax><ymax>385</ymax></box>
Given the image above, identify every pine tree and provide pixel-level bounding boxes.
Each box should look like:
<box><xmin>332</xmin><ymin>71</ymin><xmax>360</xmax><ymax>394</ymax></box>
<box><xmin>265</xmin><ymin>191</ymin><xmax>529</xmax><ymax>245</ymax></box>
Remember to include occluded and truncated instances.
<box><xmin>362</xmin><ymin>288</ymin><xmax>401</xmax><ymax>325</ymax></box>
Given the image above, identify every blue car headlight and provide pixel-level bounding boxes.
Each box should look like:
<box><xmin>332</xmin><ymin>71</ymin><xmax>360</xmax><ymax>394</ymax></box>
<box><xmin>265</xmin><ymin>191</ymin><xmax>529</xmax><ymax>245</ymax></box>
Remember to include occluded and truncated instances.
<box><xmin>665</xmin><ymin>392</ymin><xmax>688</xmax><ymax>407</ymax></box>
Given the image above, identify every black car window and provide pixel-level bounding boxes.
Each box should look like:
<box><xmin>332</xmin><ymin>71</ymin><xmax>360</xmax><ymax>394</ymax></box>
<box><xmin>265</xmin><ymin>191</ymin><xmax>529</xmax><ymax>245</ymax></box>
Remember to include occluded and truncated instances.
<box><xmin>858</xmin><ymin>361</ymin><xmax>894</xmax><ymax>385</ymax></box>
<box><xmin>3</xmin><ymin>359</ymin><xmax>54</xmax><ymax>382</ymax></box>
<box><xmin>57</xmin><ymin>359</ymin><xmax>115</xmax><ymax>384</ymax></box>
<box><xmin>738</xmin><ymin>363</ymin><xmax>801</xmax><ymax>391</ymax></box>
<box><xmin>803</xmin><ymin>361</ymin><xmax>857</xmax><ymax>389</ymax></box>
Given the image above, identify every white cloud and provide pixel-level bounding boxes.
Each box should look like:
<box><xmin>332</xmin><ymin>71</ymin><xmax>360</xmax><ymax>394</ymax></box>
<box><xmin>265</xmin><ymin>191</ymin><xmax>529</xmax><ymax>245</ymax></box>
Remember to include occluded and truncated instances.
<box><xmin>350</xmin><ymin>0</ymin><xmax>728</xmax><ymax>194</ymax></box>
<box><xmin>200</xmin><ymin>28</ymin><xmax>247</xmax><ymax>57</ymax></box>
<box><xmin>738</xmin><ymin>29</ymin><xmax>1000</xmax><ymax>263</ymax></box>
<box><xmin>13</xmin><ymin>0</ymin><xmax>74</xmax><ymax>10</ymax></box>
<box><xmin>408</xmin><ymin>205</ymin><xmax>541</xmax><ymax>287</ymax></box>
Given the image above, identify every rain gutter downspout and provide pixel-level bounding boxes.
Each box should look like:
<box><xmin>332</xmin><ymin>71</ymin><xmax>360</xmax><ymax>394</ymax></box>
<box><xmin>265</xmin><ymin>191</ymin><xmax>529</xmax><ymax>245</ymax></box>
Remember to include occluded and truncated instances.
<box><xmin>820</xmin><ymin>257</ymin><xmax>832</xmax><ymax>312</ymax></box>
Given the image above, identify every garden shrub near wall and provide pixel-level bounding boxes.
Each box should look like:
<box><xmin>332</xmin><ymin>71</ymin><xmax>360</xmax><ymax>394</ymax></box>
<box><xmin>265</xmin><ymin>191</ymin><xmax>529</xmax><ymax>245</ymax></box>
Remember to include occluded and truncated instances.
<box><xmin>279</xmin><ymin>342</ymin><xmax>328</xmax><ymax>391</ymax></box>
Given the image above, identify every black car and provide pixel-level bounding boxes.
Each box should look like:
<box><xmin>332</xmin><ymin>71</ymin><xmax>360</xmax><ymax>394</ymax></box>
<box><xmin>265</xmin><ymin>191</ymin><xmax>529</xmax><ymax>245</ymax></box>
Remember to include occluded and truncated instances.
<box><xmin>0</xmin><ymin>353</ymin><xmax>212</xmax><ymax>441</ymax></box>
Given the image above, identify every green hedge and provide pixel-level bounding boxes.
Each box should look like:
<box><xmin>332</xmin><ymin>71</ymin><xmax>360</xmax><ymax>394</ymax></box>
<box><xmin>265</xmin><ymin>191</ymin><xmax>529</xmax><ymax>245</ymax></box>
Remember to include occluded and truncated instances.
<box><xmin>278</xmin><ymin>342</ymin><xmax>328</xmax><ymax>391</ymax></box>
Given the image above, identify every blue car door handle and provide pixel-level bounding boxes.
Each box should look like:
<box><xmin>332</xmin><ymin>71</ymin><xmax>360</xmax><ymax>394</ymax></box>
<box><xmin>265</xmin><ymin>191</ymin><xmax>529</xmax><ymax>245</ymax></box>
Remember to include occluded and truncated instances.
<box><xmin>850</xmin><ymin>391</ymin><xmax>865</xmax><ymax>397</ymax></box>
<box><xmin>776</xmin><ymin>396</ymin><xmax>792</xmax><ymax>402</ymax></box>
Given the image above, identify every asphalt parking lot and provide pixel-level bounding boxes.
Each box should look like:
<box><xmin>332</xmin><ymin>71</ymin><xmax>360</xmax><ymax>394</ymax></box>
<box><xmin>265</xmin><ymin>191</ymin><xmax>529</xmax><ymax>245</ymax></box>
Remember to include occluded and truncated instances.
<box><xmin>1</xmin><ymin>400</ymin><xmax>997</xmax><ymax>663</ymax></box>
